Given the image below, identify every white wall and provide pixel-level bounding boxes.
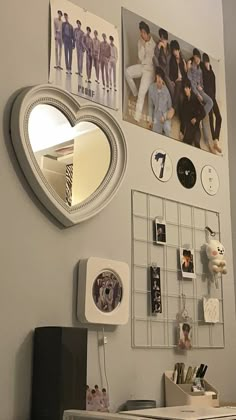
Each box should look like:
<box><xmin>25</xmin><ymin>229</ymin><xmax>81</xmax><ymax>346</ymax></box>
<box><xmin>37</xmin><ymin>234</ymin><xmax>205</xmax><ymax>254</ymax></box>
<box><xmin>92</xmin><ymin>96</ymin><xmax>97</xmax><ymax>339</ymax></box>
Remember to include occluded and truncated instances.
<box><xmin>42</xmin><ymin>156</ymin><xmax>66</xmax><ymax>201</ymax></box>
<box><xmin>0</xmin><ymin>1</ymin><xmax>235</xmax><ymax>419</ymax></box>
<box><xmin>72</xmin><ymin>128</ymin><xmax>111</xmax><ymax>204</ymax></box>
<box><xmin>222</xmin><ymin>0</ymin><xmax>236</xmax><ymax>309</ymax></box>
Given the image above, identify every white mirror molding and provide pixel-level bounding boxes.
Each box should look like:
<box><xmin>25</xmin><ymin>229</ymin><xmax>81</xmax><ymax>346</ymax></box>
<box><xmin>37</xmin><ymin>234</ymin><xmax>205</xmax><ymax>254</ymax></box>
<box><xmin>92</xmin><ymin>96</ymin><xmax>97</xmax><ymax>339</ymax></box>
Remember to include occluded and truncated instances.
<box><xmin>10</xmin><ymin>84</ymin><xmax>127</xmax><ymax>226</ymax></box>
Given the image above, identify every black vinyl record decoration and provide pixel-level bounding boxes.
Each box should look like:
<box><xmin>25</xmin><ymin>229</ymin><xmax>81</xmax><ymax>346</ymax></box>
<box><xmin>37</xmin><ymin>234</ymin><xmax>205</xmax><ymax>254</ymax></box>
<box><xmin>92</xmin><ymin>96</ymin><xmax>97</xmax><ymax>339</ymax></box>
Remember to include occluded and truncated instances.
<box><xmin>177</xmin><ymin>157</ymin><xmax>197</xmax><ymax>189</ymax></box>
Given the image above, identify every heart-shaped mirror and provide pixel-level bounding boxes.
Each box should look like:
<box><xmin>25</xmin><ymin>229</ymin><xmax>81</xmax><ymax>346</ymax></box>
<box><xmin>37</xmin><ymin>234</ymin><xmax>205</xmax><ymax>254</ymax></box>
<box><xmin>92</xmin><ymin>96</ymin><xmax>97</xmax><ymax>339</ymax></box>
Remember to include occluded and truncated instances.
<box><xmin>10</xmin><ymin>85</ymin><xmax>127</xmax><ymax>226</ymax></box>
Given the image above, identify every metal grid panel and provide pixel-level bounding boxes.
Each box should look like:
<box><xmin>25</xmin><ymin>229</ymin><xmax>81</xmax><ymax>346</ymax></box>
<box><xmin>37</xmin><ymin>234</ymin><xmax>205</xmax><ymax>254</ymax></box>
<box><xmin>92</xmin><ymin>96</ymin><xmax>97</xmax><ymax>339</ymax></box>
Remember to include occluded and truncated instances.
<box><xmin>131</xmin><ymin>190</ymin><xmax>225</xmax><ymax>349</ymax></box>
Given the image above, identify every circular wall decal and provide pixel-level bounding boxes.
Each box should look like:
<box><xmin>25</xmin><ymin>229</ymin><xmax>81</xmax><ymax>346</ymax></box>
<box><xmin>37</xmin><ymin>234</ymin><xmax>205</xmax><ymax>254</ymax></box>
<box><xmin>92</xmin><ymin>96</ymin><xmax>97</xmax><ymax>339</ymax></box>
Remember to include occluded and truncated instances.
<box><xmin>201</xmin><ymin>165</ymin><xmax>219</xmax><ymax>195</ymax></box>
<box><xmin>151</xmin><ymin>149</ymin><xmax>173</xmax><ymax>182</ymax></box>
<box><xmin>92</xmin><ymin>270</ymin><xmax>123</xmax><ymax>313</ymax></box>
<box><xmin>177</xmin><ymin>157</ymin><xmax>197</xmax><ymax>189</ymax></box>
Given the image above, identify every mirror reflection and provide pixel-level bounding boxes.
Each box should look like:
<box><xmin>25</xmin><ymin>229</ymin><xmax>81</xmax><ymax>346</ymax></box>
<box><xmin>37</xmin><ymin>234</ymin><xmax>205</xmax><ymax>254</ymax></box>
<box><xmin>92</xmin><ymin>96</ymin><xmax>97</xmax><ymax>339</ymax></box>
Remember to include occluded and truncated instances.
<box><xmin>28</xmin><ymin>104</ymin><xmax>111</xmax><ymax>206</ymax></box>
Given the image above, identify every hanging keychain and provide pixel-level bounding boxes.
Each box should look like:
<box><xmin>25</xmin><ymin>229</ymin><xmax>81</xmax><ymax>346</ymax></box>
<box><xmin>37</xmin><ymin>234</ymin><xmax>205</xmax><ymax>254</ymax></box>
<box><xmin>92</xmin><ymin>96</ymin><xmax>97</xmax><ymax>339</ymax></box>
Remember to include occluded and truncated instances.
<box><xmin>176</xmin><ymin>294</ymin><xmax>192</xmax><ymax>350</ymax></box>
<box><xmin>205</xmin><ymin>226</ymin><xmax>227</xmax><ymax>288</ymax></box>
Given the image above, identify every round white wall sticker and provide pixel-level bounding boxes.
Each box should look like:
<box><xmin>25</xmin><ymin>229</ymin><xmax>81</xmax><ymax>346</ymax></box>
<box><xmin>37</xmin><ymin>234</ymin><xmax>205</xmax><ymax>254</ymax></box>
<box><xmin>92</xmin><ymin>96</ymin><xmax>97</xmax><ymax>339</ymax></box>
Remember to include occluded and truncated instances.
<box><xmin>201</xmin><ymin>165</ymin><xmax>219</xmax><ymax>195</ymax></box>
<box><xmin>151</xmin><ymin>149</ymin><xmax>173</xmax><ymax>182</ymax></box>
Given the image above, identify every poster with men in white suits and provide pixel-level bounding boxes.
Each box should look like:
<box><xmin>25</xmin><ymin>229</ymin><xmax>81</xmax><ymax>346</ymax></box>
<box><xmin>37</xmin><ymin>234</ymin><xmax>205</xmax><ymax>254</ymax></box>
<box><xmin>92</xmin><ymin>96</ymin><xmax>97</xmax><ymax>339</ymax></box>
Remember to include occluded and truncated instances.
<box><xmin>50</xmin><ymin>0</ymin><xmax>119</xmax><ymax>110</ymax></box>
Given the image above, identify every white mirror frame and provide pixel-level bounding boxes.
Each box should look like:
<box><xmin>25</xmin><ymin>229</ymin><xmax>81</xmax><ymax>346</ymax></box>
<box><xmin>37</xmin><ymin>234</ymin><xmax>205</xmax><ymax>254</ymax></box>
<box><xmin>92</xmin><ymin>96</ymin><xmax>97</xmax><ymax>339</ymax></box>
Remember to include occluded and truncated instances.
<box><xmin>10</xmin><ymin>84</ymin><xmax>127</xmax><ymax>226</ymax></box>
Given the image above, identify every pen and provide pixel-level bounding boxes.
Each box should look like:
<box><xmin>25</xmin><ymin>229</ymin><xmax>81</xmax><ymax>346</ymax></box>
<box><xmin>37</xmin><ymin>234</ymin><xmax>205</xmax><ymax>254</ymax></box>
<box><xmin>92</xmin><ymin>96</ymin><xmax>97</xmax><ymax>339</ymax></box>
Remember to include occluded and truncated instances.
<box><xmin>201</xmin><ymin>365</ymin><xmax>208</xmax><ymax>378</ymax></box>
<box><xmin>191</xmin><ymin>366</ymin><xmax>198</xmax><ymax>382</ymax></box>
<box><xmin>196</xmin><ymin>364</ymin><xmax>205</xmax><ymax>378</ymax></box>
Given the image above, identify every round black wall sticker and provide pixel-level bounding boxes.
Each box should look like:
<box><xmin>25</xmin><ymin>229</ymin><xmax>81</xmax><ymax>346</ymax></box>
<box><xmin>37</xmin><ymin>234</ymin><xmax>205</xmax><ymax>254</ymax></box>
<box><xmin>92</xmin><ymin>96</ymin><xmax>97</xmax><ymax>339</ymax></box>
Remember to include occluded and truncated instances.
<box><xmin>177</xmin><ymin>157</ymin><xmax>197</xmax><ymax>189</ymax></box>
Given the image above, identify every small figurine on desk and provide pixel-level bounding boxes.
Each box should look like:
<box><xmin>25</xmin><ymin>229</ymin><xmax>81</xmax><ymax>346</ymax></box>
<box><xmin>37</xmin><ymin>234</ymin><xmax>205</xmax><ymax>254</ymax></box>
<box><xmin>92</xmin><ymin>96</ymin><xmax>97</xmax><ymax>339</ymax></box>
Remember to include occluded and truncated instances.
<box><xmin>86</xmin><ymin>385</ymin><xmax>92</xmax><ymax>410</ymax></box>
<box><xmin>86</xmin><ymin>385</ymin><xmax>109</xmax><ymax>412</ymax></box>
<box><xmin>102</xmin><ymin>388</ymin><xmax>109</xmax><ymax>411</ymax></box>
<box><xmin>90</xmin><ymin>389</ymin><xmax>102</xmax><ymax>411</ymax></box>
<box><xmin>94</xmin><ymin>384</ymin><xmax>102</xmax><ymax>398</ymax></box>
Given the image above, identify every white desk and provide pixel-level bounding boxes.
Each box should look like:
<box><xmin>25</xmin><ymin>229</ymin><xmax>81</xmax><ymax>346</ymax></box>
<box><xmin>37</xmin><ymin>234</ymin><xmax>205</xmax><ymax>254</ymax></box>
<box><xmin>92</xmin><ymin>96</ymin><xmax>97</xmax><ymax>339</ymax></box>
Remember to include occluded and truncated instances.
<box><xmin>120</xmin><ymin>406</ymin><xmax>236</xmax><ymax>420</ymax></box>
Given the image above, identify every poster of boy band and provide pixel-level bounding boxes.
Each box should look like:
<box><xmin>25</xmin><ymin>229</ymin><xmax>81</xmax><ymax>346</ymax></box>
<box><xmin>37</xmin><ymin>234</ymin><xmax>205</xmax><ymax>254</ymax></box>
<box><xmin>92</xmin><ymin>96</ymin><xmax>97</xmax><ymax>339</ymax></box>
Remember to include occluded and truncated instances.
<box><xmin>50</xmin><ymin>0</ymin><xmax>119</xmax><ymax>110</ymax></box>
<box><xmin>122</xmin><ymin>8</ymin><xmax>222</xmax><ymax>155</ymax></box>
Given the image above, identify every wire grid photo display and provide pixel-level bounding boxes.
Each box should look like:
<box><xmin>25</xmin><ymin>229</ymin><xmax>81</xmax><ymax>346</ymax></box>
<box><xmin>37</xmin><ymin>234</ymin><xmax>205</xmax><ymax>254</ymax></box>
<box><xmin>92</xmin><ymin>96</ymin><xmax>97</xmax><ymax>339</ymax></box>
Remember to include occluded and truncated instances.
<box><xmin>131</xmin><ymin>190</ymin><xmax>225</xmax><ymax>349</ymax></box>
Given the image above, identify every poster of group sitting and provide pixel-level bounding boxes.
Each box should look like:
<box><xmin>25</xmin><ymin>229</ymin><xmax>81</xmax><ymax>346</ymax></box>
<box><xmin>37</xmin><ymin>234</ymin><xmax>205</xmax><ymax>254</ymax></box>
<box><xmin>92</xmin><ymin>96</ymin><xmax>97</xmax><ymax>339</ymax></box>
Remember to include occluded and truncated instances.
<box><xmin>122</xmin><ymin>8</ymin><xmax>223</xmax><ymax>155</ymax></box>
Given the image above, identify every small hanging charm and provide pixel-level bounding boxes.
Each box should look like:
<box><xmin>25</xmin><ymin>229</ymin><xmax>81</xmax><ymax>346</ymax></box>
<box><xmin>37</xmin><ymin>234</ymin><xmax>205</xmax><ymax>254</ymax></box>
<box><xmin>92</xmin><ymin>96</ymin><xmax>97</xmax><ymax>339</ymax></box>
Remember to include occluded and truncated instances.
<box><xmin>176</xmin><ymin>294</ymin><xmax>192</xmax><ymax>350</ymax></box>
<box><xmin>205</xmin><ymin>226</ymin><xmax>227</xmax><ymax>288</ymax></box>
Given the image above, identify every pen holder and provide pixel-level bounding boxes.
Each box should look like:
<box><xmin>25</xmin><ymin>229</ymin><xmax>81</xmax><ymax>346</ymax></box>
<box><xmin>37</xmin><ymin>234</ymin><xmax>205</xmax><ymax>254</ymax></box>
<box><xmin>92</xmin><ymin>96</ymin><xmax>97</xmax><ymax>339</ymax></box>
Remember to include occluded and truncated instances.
<box><xmin>164</xmin><ymin>371</ymin><xmax>219</xmax><ymax>407</ymax></box>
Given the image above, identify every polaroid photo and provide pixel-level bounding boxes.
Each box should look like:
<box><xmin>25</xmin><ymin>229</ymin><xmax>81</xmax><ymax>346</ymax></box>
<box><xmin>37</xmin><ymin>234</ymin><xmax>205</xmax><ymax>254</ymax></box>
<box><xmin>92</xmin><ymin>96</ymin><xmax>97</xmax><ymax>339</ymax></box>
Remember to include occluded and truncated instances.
<box><xmin>180</xmin><ymin>247</ymin><xmax>196</xmax><ymax>278</ymax></box>
<box><xmin>154</xmin><ymin>218</ymin><xmax>166</xmax><ymax>245</ymax></box>
<box><xmin>178</xmin><ymin>321</ymin><xmax>192</xmax><ymax>350</ymax></box>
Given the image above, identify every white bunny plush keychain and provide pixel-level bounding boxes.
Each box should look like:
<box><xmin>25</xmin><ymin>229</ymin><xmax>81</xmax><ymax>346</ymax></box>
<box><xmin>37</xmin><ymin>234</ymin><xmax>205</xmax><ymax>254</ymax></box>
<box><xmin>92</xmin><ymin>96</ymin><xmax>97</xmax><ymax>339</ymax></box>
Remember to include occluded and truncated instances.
<box><xmin>205</xmin><ymin>226</ymin><xmax>227</xmax><ymax>288</ymax></box>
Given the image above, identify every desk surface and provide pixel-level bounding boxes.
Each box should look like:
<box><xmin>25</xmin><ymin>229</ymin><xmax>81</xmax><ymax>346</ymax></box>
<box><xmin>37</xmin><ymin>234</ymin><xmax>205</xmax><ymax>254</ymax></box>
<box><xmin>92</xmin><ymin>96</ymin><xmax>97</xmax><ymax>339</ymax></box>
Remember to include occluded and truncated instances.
<box><xmin>120</xmin><ymin>406</ymin><xmax>236</xmax><ymax>420</ymax></box>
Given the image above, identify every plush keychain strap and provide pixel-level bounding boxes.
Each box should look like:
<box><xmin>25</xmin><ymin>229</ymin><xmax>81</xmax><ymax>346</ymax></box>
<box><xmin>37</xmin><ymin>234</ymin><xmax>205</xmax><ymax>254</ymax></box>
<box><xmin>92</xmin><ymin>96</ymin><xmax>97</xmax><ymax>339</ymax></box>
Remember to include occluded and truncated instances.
<box><xmin>205</xmin><ymin>226</ymin><xmax>215</xmax><ymax>242</ymax></box>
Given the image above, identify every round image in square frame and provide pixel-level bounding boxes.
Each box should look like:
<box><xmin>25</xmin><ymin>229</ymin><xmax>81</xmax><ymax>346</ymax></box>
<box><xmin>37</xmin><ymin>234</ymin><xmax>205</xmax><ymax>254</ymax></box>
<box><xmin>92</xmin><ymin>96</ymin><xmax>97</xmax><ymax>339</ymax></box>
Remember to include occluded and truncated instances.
<box><xmin>92</xmin><ymin>270</ymin><xmax>123</xmax><ymax>313</ymax></box>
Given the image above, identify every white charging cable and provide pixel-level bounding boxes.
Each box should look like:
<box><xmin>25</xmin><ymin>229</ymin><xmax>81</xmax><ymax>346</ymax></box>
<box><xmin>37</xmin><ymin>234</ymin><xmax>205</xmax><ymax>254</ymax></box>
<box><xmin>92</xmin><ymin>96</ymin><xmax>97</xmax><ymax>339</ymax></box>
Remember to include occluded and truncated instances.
<box><xmin>102</xmin><ymin>327</ymin><xmax>110</xmax><ymax>395</ymax></box>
